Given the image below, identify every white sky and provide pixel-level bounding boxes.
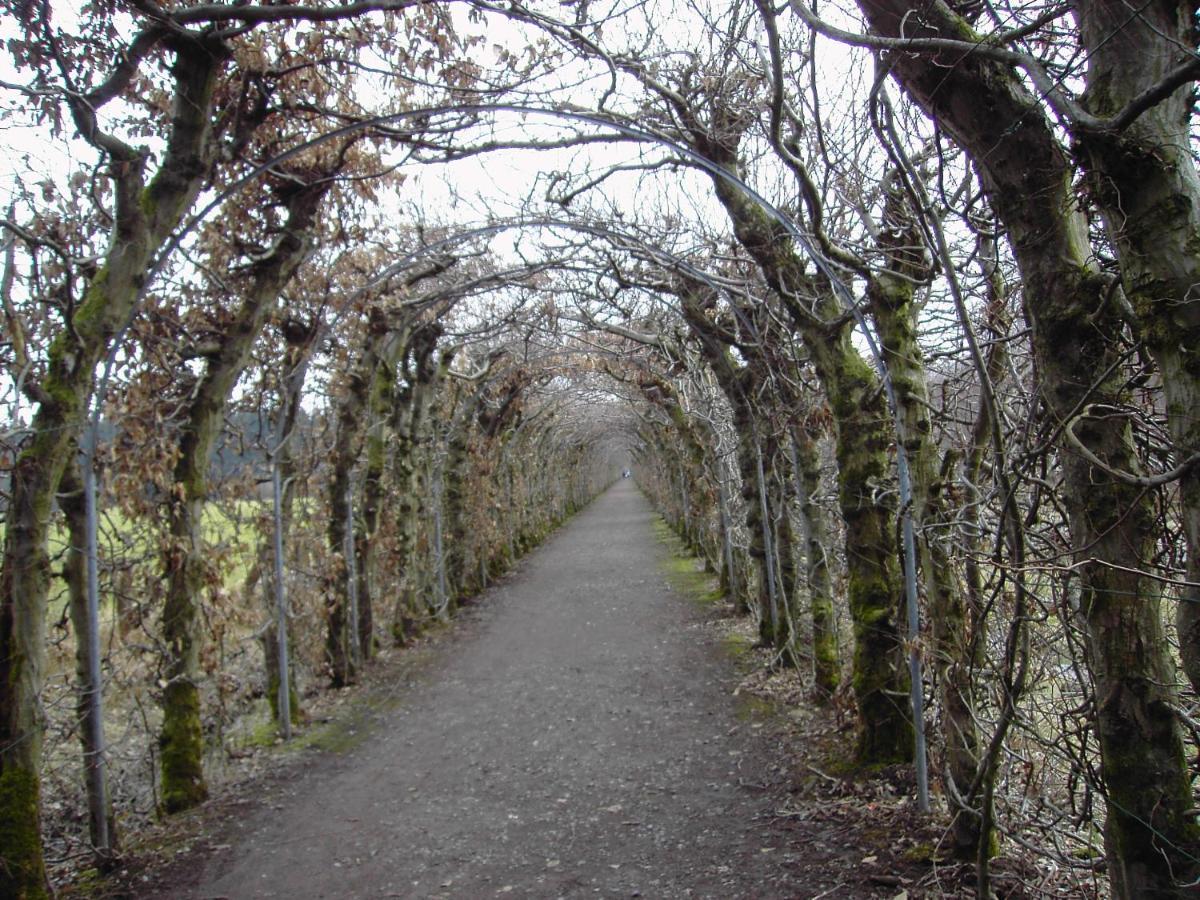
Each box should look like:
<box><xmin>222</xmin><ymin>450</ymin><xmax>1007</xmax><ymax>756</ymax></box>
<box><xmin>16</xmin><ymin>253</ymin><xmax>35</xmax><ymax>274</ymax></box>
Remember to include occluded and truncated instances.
<box><xmin>0</xmin><ymin>0</ymin><xmax>931</xmax><ymax>429</ymax></box>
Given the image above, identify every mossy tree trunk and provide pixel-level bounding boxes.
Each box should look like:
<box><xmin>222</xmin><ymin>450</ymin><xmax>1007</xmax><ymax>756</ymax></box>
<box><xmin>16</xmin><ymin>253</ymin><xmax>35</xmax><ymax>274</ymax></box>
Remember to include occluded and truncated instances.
<box><xmin>1072</xmin><ymin>0</ymin><xmax>1200</xmax><ymax>711</ymax></box>
<box><xmin>325</xmin><ymin>281</ymin><xmax>462</xmax><ymax>678</ymax></box>
<box><xmin>809</xmin><ymin>328</ymin><xmax>911</xmax><ymax>763</ymax></box>
<box><xmin>388</xmin><ymin>359</ymin><xmax>421</xmax><ymax>645</ymax></box>
<box><xmin>865</xmin><ymin>179</ymin><xmax>984</xmax><ymax>857</ymax></box>
<box><xmin>355</xmin><ymin>316</ymin><xmax>428</xmax><ymax>658</ymax></box>
<box><xmin>355</xmin><ymin>349</ymin><xmax>395</xmax><ymax>662</ymax></box>
<box><xmin>159</xmin><ymin>174</ymin><xmax>326</xmax><ymax>814</ymax></box>
<box><xmin>700</xmin><ymin>157</ymin><xmax>912</xmax><ymax>763</ymax></box>
<box><xmin>1072</xmin><ymin>3</ymin><xmax>1200</xmax><ymax>889</ymax></box>
<box><xmin>325</xmin><ymin>451</ymin><xmax>358</xmax><ymax>687</ymax></box>
<box><xmin>440</xmin><ymin>393</ymin><xmax>473</xmax><ymax>607</ymax></box>
<box><xmin>326</xmin><ymin>308</ymin><xmax>402</xmax><ymax>686</ymax></box>
<box><xmin>0</xmin><ymin>39</ymin><xmax>222</xmax><ymax>895</ymax></box>
<box><xmin>856</xmin><ymin>0</ymin><xmax>1200</xmax><ymax>886</ymax></box>
<box><xmin>390</xmin><ymin>333</ymin><xmax>448</xmax><ymax>643</ymax></box>
<box><xmin>791</xmin><ymin>427</ymin><xmax>839</xmax><ymax>699</ymax></box>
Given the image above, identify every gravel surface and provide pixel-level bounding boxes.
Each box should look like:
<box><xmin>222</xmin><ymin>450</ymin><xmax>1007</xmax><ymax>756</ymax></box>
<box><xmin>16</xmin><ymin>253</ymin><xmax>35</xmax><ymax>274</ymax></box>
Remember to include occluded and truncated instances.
<box><xmin>142</xmin><ymin>481</ymin><xmax>858</xmax><ymax>899</ymax></box>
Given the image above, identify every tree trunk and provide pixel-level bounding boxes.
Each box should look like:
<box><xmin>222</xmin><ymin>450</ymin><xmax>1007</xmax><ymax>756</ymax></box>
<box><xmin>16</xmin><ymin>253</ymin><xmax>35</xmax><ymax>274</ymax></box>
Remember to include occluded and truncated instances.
<box><xmin>355</xmin><ymin>364</ymin><xmax>393</xmax><ymax>662</ymax></box>
<box><xmin>855</xmin><ymin>0</ymin><xmax>1200</xmax><ymax>886</ymax></box>
<box><xmin>326</xmin><ymin>458</ymin><xmax>359</xmax><ymax>687</ymax></box>
<box><xmin>1073</xmin><ymin>0</ymin><xmax>1200</xmax><ymax>715</ymax></box>
<box><xmin>159</xmin><ymin>176</ymin><xmax>323</xmax><ymax>813</ymax></box>
<box><xmin>866</xmin><ymin>188</ymin><xmax>983</xmax><ymax>856</ymax></box>
<box><xmin>771</xmin><ymin>464</ymin><xmax>800</xmax><ymax>666</ymax></box>
<box><xmin>800</xmin><ymin>317</ymin><xmax>911</xmax><ymax>763</ymax></box>
<box><xmin>441</xmin><ymin>414</ymin><xmax>472</xmax><ymax>606</ymax></box>
<box><xmin>700</xmin><ymin>160</ymin><xmax>912</xmax><ymax>763</ymax></box>
<box><xmin>674</xmin><ymin>294</ymin><xmax>781</xmax><ymax>644</ymax></box>
<box><xmin>260</xmin><ymin>624</ymin><xmax>299</xmax><ymax>727</ymax></box>
<box><xmin>327</xmin><ymin>309</ymin><xmax>405</xmax><ymax>684</ymax></box>
<box><xmin>390</xmin><ymin>329</ymin><xmax>445</xmax><ymax>644</ymax></box>
<box><xmin>0</xmin><ymin>42</ymin><xmax>220</xmax><ymax>891</ymax></box>
<box><xmin>715</xmin><ymin>464</ymin><xmax>740</xmax><ymax>604</ymax></box>
<box><xmin>753</xmin><ymin>434</ymin><xmax>783</xmax><ymax>648</ymax></box>
<box><xmin>792</xmin><ymin>428</ymin><xmax>839</xmax><ymax>699</ymax></box>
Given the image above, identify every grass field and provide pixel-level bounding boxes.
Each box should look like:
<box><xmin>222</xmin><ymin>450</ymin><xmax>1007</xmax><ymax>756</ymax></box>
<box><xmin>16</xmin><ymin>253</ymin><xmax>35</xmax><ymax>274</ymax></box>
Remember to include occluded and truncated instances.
<box><xmin>0</xmin><ymin>499</ymin><xmax>268</xmax><ymax>629</ymax></box>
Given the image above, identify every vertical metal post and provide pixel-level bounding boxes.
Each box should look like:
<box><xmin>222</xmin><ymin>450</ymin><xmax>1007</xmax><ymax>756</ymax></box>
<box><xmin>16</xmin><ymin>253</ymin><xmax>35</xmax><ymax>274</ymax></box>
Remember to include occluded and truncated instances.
<box><xmin>754</xmin><ymin>440</ymin><xmax>779</xmax><ymax>632</ymax></box>
<box><xmin>897</xmin><ymin>448</ymin><xmax>930</xmax><ymax>812</ymax></box>
<box><xmin>345</xmin><ymin>479</ymin><xmax>361</xmax><ymax>669</ymax></box>
<box><xmin>81</xmin><ymin>429</ymin><xmax>111</xmax><ymax>861</ymax></box>
<box><xmin>271</xmin><ymin>457</ymin><xmax>291</xmax><ymax>739</ymax></box>
<box><xmin>716</xmin><ymin>468</ymin><xmax>737</xmax><ymax>598</ymax></box>
<box><xmin>677</xmin><ymin>462</ymin><xmax>690</xmax><ymax>540</ymax></box>
<box><xmin>433</xmin><ymin>461</ymin><xmax>448</xmax><ymax>619</ymax></box>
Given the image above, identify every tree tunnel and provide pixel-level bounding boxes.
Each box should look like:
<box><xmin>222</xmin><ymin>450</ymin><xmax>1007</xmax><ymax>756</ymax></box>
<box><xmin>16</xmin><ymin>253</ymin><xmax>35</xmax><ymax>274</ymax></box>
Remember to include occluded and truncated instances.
<box><xmin>4</xmin><ymin>1</ymin><xmax>1199</xmax><ymax>896</ymax></box>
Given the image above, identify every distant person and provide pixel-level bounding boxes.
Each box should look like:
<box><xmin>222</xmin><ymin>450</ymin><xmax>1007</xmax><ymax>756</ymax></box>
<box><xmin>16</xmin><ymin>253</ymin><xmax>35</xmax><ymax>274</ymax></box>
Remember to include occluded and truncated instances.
<box><xmin>622</xmin><ymin>469</ymin><xmax>630</xmax><ymax>478</ymax></box>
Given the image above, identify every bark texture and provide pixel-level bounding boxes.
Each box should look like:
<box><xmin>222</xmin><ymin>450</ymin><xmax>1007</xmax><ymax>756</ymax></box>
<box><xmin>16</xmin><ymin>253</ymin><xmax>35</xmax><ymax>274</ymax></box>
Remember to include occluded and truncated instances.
<box><xmin>700</xmin><ymin>160</ymin><xmax>912</xmax><ymax>761</ymax></box>
<box><xmin>792</xmin><ymin>428</ymin><xmax>839</xmax><ymax>698</ymax></box>
<box><xmin>866</xmin><ymin>181</ymin><xmax>983</xmax><ymax>855</ymax></box>
<box><xmin>0</xmin><ymin>39</ymin><xmax>221</xmax><ymax>892</ymax></box>
<box><xmin>1073</xmin><ymin>0</ymin><xmax>1200</xmax><ymax>713</ymax></box>
<box><xmin>326</xmin><ymin>308</ymin><xmax>402</xmax><ymax>685</ymax></box>
<box><xmin>160</xmin><ymin>175</ymin><xmax>324</xmax><ymax>813</ymax></box>
<box><xmin>855</xmin><ymin>0</ymin><xmax>1200</xmax><ymax>887</ymax></box>
<box><xmin>390</xmin><ymin>328</ymin><xmax>446</xmax><ymax>642</ymax></box>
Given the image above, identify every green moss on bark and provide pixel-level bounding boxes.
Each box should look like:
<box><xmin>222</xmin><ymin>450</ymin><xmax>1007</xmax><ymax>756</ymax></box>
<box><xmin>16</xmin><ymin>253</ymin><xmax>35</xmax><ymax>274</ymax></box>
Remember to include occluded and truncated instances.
<box><xmin>0</xmin><ymin>767</ymin><xmax>48</xmax><ymax>899</ymax></box>
<box><xmin>263</xmin><ymin>624</ymin><xmax>301</xmax><ymax>728</ymax></box>
<box><xmin>266</xmin><ymin>671</ymin><xmax>301</xmax><ymax>727</ymax></box>
<box><xmin>160</xmin><ymin>680</ymin><xmax>208</xmax><ymax>814</ymax></box>
<box><xmin>848</xmin><ymin>565</ymin><xmax>913</xmax><ymax>765</ymax></box>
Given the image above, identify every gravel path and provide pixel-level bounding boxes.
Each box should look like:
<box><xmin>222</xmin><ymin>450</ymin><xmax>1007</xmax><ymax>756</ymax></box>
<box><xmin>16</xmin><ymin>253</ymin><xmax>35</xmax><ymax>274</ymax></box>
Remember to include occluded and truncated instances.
<box><xmin>150</xmin><ymin>481</ymin><xmax>847</xmax><ymax>899</ymax></box>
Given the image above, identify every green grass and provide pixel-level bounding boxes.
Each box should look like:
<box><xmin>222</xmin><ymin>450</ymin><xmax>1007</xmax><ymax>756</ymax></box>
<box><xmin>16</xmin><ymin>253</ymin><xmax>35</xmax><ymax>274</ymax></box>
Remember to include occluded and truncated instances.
<box><xmin>722</xmin><ymin>631</ymin><xmax>755</xmax><ymax>660</ymax></box>
<box><xmin>1</xmin><ymin>499</ymin><xmax>267</xmax><ymax>633</ymax></box>
<box><xmin>652</xmin><ymin>517</ymin><xmax>723</xmax><ymax>606</ymax></box>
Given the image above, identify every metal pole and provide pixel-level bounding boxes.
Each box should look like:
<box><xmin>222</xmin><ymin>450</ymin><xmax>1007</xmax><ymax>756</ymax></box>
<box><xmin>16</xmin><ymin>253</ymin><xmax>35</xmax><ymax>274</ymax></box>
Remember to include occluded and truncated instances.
<box><xmin>81</xmin><ymin>429</ymin><xmax>111</xmax><ymax>861</ymax></box>
<box><xmin>271</xmin><ymin>457</ymin><xmax>291</xmax><ymax>739</ymax></box>
<box><xmin>897</xmin><ymin>449</ymin><xmax>930</xmax><ymax>812</ymax></box>
<box><xmin>754</xmin><ymin>440</ymin><xmax>779</xmax><ymax>633</ymax></box>
<box><xmin>433</xmin><ymin>461</ymin><xmax>448</xmax><ymax>619</ymax></box>
<box><xmin>716</xmin><ymin>470</ymin><xmax>736</xmax><ymax>598</ymax></box>
<box><xmin>345</xmin><ymin>478</ymin><xmax>361</xmax><ymax>670</ymax></box>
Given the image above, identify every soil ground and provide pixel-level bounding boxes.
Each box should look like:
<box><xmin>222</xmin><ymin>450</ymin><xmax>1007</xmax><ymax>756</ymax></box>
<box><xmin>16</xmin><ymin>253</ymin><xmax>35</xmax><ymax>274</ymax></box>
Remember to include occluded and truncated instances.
<box><xmin>104</xmin><ymin>481</ymin><xmax>956</xmax><ymax>899</ymax></box>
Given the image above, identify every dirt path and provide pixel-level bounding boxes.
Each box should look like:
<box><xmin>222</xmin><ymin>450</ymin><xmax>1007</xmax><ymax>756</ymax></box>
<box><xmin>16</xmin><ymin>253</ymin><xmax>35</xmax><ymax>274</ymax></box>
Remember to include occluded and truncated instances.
<box><xmin>141</xmin><ymin>481</ymin><xmax>867</xmax><ymax>899</ymax></box>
